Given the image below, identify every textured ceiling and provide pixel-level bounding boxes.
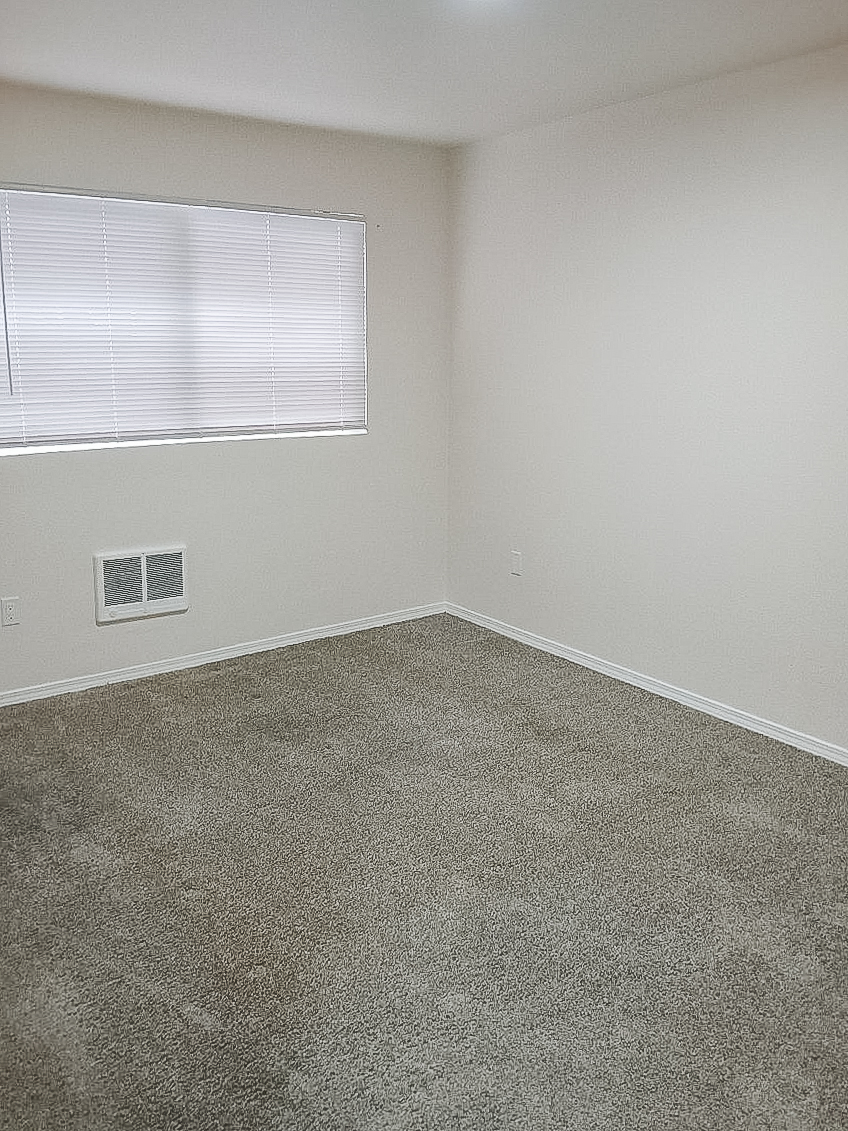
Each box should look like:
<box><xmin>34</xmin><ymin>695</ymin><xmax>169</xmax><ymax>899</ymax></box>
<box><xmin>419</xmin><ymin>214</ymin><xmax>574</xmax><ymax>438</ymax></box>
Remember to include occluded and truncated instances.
<box><xmin>2</xmin><ymin>0</ymin><xmax>848</xmax><ymax>142</ymax></box>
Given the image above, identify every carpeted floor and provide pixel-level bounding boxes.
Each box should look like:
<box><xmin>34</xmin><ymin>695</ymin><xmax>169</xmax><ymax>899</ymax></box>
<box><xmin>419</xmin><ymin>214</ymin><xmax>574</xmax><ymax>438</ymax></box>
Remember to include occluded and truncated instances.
<box><xmin>1</xmin><ymin>613</ymin><xmax>846</xmax><ymax>1130</ymax></box>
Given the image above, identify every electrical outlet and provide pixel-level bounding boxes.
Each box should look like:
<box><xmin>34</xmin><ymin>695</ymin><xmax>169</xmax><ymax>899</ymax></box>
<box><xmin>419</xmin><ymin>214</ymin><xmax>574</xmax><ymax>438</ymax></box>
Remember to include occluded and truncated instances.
<box><xmin>510</xmin><ymin>551</ymin><xmax>523</xmax><ymax>576</ymax></box>
<box><xmin>1</xmin><ymin>597</ymin><xmax>21</xmax><ymax>626</ymax></box>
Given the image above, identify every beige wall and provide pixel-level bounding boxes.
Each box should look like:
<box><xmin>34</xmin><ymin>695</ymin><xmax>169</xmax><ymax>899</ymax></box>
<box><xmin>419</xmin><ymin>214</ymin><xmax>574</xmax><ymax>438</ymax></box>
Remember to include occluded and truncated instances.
<box><xmin>450</xmin><ymin>46</ymin><xmax>848</xmax><ymax>749</ymax></box>
<box><xmin>0</xmin><ymin>83</ymin><xmax>451</xmax><ymax>692</ymax></box>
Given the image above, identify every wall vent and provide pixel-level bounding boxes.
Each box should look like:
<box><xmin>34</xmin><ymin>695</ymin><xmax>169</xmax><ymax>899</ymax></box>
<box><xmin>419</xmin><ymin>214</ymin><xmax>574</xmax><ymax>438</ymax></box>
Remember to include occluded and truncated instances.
<box><xmin>95</xmin><ymin>546</ymin><xmax>187</xmax><ymax>623</ymax></box>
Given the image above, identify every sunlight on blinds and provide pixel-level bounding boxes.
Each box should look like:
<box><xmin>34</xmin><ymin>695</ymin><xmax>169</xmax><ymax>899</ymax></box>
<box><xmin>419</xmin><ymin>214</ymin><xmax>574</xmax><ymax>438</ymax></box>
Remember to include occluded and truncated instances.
<box><xmin>0</xmin><ymin>188</ymin><xmax>367</xmax><ymax>451</ymax></box>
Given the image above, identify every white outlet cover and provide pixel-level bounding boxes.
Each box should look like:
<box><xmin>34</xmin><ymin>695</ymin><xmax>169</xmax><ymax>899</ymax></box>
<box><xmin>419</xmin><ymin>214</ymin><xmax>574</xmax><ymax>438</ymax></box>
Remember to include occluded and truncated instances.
<box><xmin>1</xmin><ymin>597</ymin><xmax>21</xmax><ymax>626</ymax></box>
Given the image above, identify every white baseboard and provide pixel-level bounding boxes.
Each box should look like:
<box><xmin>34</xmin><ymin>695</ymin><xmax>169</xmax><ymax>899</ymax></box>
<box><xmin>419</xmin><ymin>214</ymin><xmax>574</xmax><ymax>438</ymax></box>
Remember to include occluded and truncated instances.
<box><xmin>4</xmin><ymin>600</ymin><xmax>846</xmax><ymax>771</ymax></box>
<box><xmin>0</xmin><ymin>603</ymin><xmax>447</xmax><ymax>708</ymax></box>
<box><xmin>446</xmin><ymin>604</ymin><xmax>848</xmax><ymax>770</ymax></box>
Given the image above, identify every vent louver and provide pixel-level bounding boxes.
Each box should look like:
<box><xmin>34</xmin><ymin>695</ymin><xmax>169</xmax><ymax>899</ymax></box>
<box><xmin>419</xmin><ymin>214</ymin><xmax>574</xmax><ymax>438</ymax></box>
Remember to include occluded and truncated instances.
<box><xmin>146</xmin><ymin>551</ymin><xmax>185</xmax><ymax>602</ymax></box>
<box><xmin>102</xmin><ymin>556</ymin><xmax>144</xmax><ymax>606</ymax></box>
<box><xmin>95</xmin><ymin>546</ymin><xmax>187</xmax><ymax>623</ymax></box>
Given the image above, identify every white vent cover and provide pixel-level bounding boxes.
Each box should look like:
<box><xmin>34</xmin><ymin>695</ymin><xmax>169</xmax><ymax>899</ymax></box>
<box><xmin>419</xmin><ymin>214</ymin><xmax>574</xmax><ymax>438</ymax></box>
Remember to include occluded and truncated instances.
<box><xmin>94</xmin><ymin>546</ymin><xmax>187</xmax><ymax>623</ymax></box>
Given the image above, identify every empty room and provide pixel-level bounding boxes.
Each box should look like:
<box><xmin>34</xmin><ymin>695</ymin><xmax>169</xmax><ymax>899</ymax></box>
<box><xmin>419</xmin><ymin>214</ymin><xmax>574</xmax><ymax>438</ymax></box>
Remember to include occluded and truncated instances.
<box><xmin>1</xmin><ymin>1</ymin><xmax>847</xmax><ymax>1128</ymax></box>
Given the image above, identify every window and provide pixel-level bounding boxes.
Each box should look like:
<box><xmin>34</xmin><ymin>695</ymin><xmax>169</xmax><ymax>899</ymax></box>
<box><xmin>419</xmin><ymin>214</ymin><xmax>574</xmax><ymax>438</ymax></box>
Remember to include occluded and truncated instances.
<box><xmin>0</xmin><ymin>186</ymin><xmax>367</xmax><ymax>452</ymax></box>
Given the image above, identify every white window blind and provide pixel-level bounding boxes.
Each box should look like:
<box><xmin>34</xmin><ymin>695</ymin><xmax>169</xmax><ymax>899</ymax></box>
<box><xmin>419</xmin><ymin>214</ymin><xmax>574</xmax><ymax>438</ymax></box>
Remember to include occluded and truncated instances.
<box><xmin>0</xmin><ymin>187</ymin><xmax>367</xmax><ymax>451</ymax></box>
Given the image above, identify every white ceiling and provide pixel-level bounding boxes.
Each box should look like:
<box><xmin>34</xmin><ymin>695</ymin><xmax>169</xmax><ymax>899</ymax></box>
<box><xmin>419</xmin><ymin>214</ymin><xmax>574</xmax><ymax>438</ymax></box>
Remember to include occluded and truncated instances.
<box><xmin>2</xmin><ymin>0</ymin><xmax>848</xmax><ymax>143</ymax></box>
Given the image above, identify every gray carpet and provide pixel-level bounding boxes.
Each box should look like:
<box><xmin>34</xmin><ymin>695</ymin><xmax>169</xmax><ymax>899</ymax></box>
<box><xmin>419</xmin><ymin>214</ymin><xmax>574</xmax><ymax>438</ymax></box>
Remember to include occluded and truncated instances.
<box><xmin>1</xmin><ymin>613</ymin><xmax>847</xmax><ymax>1131</ymax></box>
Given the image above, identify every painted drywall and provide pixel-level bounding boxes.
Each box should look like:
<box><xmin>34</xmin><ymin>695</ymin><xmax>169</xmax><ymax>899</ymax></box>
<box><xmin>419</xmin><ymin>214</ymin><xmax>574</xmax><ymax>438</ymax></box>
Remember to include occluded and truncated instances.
<box><xmin>450</xmin><ymin>46</ymin><xmax>848</xmax><ymax>749</ymax></box>
<box><xmin>0</xmin><ymin>83</ymin><xmax>451</xmax><ymax>693</ymax></box>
